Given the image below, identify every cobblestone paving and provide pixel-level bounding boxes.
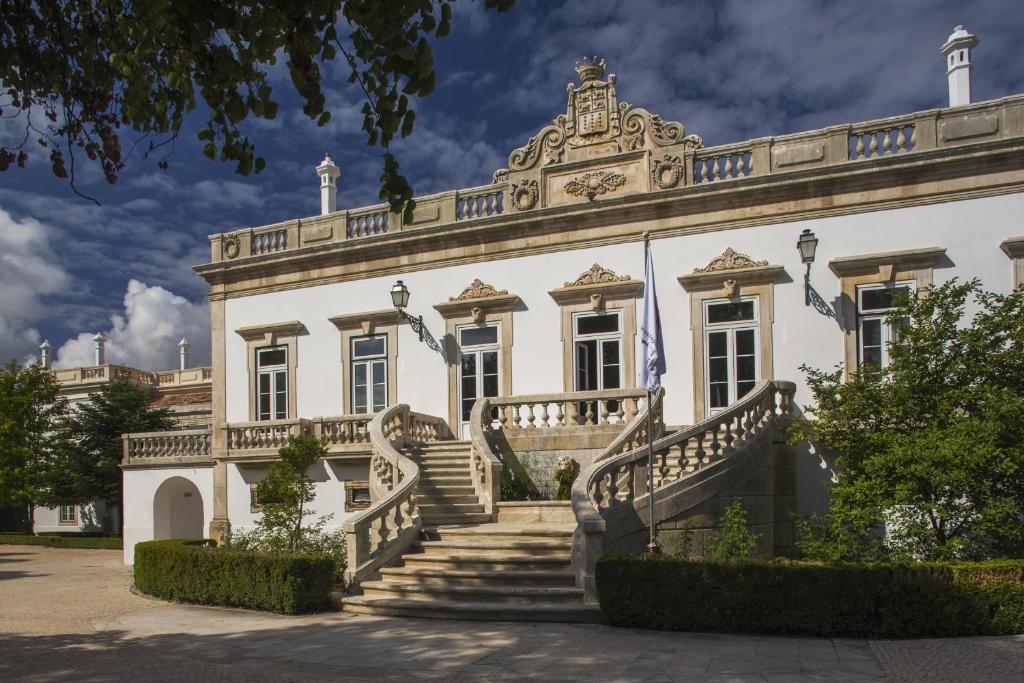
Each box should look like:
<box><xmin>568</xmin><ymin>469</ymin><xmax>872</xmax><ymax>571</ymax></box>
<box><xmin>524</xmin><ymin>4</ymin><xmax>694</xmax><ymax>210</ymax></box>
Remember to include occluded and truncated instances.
<box><xmin>1</xmin><ymin>547</ymin><xmax>1022</xmax><ymax>682</ymax></box>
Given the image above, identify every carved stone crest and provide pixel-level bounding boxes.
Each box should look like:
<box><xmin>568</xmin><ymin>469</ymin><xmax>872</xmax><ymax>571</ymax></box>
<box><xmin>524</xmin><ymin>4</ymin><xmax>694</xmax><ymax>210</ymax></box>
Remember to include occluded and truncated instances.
<box><xmin>564</xmin><ymin>170</ymin><xmax>626</xmax><ymax>200</ymax></box>
<box><xmin>565</xmin><ymin>264</ymin><xmax>631</xmax><ymax>288</ymax></box>
<box><xmin>694</xmin><ymin>248</ymin><xmax>769</xmax><ymax>273</ymax></box>
<box><xmin>450</xmin><ymin>279</ymin><xmax>509</xmax><ymax>302</ymax></box>
<box><xmin>510</xmin><ymin>178</ymin><xmax>539</xmax><ymax>211</ymax></box>
<box><xmin>223</xmin><ymin>234</ymin><xmax>241</xmax><ymax>259</ymax></box>
<box><xmin>651</xmin><ymin>155</ymin><xmax>683</xmax><ymax>189</ymax></box>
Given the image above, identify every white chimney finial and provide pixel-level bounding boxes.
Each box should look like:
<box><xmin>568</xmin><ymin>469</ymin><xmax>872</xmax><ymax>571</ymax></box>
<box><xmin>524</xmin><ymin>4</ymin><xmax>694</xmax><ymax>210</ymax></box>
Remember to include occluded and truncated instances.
<box><xmin>941</xmin><ymin>25</ymin><xmax>979</xmax><ymax>107</ymax></box>
<box><xmin>39</xmin><ymin>340</ymin><xmax>52</xmax><ymax>369</ymax></box>
<box><xmin>92</xmin><ymin>332</ymin><xmax>106</xmax><ymax>366</ymax></box>
<box><xmin>315</xmin><ymin>153</ymin><xmax>341</xmax><ymax>216</ymax></box>
<box><xmin>178</xmin><ymin>336</ymin><xmax>191</xmax><ymax>370</ymax></box>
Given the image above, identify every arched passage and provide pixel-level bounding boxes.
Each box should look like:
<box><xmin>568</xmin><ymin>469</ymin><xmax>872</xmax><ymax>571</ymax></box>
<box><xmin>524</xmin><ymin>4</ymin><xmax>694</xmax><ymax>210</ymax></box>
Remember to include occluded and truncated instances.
<box><xmin>153</xmin><ymin>477</ymin><xmax>204</xmax><ymax>540</ymax></box>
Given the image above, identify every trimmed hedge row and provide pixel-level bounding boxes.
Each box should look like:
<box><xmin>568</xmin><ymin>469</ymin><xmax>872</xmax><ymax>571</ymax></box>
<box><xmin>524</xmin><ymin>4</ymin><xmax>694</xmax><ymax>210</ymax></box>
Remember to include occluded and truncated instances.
<box><xmin>596</xmin><ymin>556</ymin><xmax>1024</xmax><ymax>638</ymax></box>
<box><xmin>133</xmin><ymin>540</ymin><xmax>334</xmax><ymax>614</ymax></box>
<box><xmin>0</xmin><ymin>533</ymin><xmax>122</xmax><ymax>549</ymax></box>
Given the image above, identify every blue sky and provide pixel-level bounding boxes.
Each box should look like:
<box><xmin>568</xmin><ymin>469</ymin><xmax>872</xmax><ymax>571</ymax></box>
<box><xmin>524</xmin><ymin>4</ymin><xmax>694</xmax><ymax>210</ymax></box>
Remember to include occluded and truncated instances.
<box><xmin>2</xmin><ymin>0</ymin><xmax>1022</xmax><ymax>370</ymax></box>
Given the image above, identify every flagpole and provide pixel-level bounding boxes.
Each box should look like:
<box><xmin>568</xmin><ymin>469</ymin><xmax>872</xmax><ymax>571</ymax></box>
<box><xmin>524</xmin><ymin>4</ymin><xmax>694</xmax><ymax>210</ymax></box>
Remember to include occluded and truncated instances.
<box><xmin>643</xmin><ymin>232</ymin><xmax>659</xmax><ymax>554</ymax></box>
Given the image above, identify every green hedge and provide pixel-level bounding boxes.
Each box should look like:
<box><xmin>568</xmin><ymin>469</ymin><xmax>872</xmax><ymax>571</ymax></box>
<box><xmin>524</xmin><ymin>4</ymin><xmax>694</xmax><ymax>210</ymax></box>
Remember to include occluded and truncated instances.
<box><xmin>133</xmin><ymin>539</ymin><xmax>334</xmax><ymax>614</ymax></box>
<box><xmin>0</xmin><ymin>533</ymin><xmax>122</xmax><ymax>549</ymax></box>
<box><xmin>596</xmin><ymin>556</ymin><xmax>1024</xmax><ymax>638</ymax></box>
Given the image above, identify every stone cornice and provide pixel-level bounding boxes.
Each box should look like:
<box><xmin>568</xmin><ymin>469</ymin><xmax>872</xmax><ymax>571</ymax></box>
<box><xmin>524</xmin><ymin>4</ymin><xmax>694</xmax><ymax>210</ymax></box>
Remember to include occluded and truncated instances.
<box><xmin>678</xmin><ymin>264</ymin><xmax>785</xmax><ymax>292</ymax></box>
<box><xmin>828</xmin><ymin>247</ymin><xmax>946</xmax><ymax>277</ymax></box>
<box><xmin>433</xmin><ymin>293</ymin><xmax>521</xmax><ymax>319</ymax></box>
<box><xmin>234</xmin><ymin>320</ymin><xmax>307</xmax><ymax>341</ymax></box>
<box><xmin>196</xmin><ymin>137</ymin><xmax>1024</xmax><ymax>301</ymax></box>
<box><xmin>327</xmin><ymin>309</ymin><xmax>401</xmax><ymax>331</ymax></box>
<box><xmin>548</xmin><ymin>278</ymin><xmax>644</xmax><ymax>305</ymax></box>
<box><xmin>1000</xmin><ymin>236</ymin><xmax>1024</xmax><ymax>258</ymax></box>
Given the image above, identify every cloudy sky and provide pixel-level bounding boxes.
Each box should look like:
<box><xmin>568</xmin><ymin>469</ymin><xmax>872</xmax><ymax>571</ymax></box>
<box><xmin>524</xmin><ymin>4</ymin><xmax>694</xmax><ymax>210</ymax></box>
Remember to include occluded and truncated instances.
<box><xmin>2</xmin><ymin>0</ymin><xmax>1022</xmax><ymax>371</ymax></box>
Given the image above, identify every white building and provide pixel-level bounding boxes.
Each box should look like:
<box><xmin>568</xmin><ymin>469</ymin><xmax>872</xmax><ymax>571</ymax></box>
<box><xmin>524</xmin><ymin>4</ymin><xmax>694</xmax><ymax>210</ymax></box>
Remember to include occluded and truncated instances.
<box><xmin>122</xmin><ymin>30</ymin><xmax>1024</xmax><ymax>618</ymax></box>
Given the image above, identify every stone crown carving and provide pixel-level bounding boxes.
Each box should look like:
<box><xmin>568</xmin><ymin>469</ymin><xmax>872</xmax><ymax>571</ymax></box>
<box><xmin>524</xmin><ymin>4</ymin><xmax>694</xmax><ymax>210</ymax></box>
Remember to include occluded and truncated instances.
<box><xmin>693</xmin><ymin>248</ymin><xmax>769</xmax><ymax>273</ymax></box>
<box><xmin>565</xmin><ymin>264</ymin><xmax>632</xmax><ymax>288</ymax></box>
<box><xmin>493</xmin><ymin>59</ymin><xmax>702</xmax><ymax>178</ymax></box>
<box><xmin>449</xmin><ymin>279</ymin><xmax>510</xmax><ymax>301</ymax></box>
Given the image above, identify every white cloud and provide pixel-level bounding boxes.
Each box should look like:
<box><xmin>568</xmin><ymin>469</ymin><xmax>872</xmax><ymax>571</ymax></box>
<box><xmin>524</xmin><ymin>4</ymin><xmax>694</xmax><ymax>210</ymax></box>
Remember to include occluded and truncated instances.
<box><xmin>54</xmin><ymin>279</ymin><xmax>210</xmax><ymax>371</ymax></box>
<box><xmin>0</xmin><ymin>209</ymin><xmax>72</xmax><ymax>362</ymax></box>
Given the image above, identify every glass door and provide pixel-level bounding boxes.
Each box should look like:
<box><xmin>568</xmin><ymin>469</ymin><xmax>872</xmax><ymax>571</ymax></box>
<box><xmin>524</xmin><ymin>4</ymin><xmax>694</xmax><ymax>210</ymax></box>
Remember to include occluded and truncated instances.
<box><xmin>458</xmin><ymin>323</ymin><xmax>500</xmax><ymax>437</ymax></box>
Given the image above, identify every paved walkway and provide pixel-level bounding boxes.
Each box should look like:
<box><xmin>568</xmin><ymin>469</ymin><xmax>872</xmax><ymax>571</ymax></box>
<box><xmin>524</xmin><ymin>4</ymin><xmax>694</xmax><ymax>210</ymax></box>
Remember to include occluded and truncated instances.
<box><xmin>1</xmin><ymin>547</ymin><xmax>1022</xmax><ymax>682</ymax></box>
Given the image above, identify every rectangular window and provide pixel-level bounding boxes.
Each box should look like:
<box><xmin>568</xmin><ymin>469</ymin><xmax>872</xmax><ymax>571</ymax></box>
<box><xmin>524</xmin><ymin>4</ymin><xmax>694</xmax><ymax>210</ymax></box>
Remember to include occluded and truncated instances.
<box><xmin>346</xmin><ymin>481</ymin><xmax>372</xmax><ymax>511</ymax></box>
<box><xmin>249</xmin><ymin>484</ymin><xmax>262</xmax><ymax>513</ymax></box>
<box><xmin>458</xmin><ymin>323</ymin><xmax>501</xmax><ymax>428</ymax></box>
<box><xmin>856</xmin><ymin>282</ymin><xmax>913</xmax><ymax>370</ymax></box>
<box><xmin>704</xmin><ymin>297</ymin><xmax>759</xmax><ymax>412</ymax></box>
<box><xmin>256</xmin><ymin>346</ymin><xmax>288</xmax><ymax>421</ymax></box>
<box><xmin>572</xmin><ymin>311</ymin><xmax>623</xmax><ymax>392</ymax></box>
<box><xmin>58</xmin><ymin>505</ymin><xmax>76</xmax><ymax>524</ymax></box>
<box><xmin>351</xmin><ymin>335</ymin><xmax>388</xmax><ymax>413</ymax></box>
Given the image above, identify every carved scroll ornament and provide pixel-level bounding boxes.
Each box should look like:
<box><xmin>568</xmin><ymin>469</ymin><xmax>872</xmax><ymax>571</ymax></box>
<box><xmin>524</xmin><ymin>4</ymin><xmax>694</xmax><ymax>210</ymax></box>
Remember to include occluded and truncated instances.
<box><xmin>449</xmin><ymin>279</ymin><xmax>509</xmax><ymax>302</ymax></box>
<box><xmin>510</xmin><ymin>178</ymin><xmax>539</xmax><ymax>211</ymax></box>
<box><xmin>694</xmin><ymin>248</ymin><xmax>769</xmax><ymax>273</ymax></box>
<box><xmin>564</xmin><ymin>170</ymin><xmax>626</xmax><ymax>199</ymax></box>
<box><xmin>565</xmin><ymin>264</ymin><xmax>631</xmax><ymax>288</ymax></box>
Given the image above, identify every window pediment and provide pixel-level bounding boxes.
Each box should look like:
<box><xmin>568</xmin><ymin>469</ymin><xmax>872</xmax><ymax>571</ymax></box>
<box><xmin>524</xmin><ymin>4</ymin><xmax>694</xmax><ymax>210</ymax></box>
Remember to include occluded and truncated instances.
<box><xmin>328</xmin><ymin>309</ymin><xmax>401</xmax><ymax>335</ymax></box>
<box><xmin>1001</xmin><ymin>236</ymin><xmax>1024</xmax><ymax>259</ymax></box>
<box><xmin>828</xmin><ymin>247</ymin><xmax>946</xmax><ymax>278</ymax></box>
<box><xmin>433</xmin><ymin>279</ymin><xmax>521</xmax><ymax>320</ymax></box>
<box><xmin>678</xmin><ymin>249</ymin><xmax>783</xmax><ymax>294</ymax></box>
<box><xmin>549</xmin><ymin>264</ymin><xmax>643</xmax><ymax>306</ymax></box>
<box><xmin>235</xmin><ymin>321</ymin><xmax>307</xmax><ymax>343</ymax></box>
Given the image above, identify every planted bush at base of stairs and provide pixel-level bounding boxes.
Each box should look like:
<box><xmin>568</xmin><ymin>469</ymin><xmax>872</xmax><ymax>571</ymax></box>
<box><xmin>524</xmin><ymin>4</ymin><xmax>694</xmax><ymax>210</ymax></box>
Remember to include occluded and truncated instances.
<box><xmin>134</xmin><ymin>540</ymin><xmax>334</xmax><ymax>614</ymax></box>
<box><xmin>596</xmin><ymin>556</ymin><xmax>1024</xmax><ymax>638</ymax></box>
<box><xmin>0</xmin><ymin>533</ymin><xmax>122</xmax><ymax>549</ymax></box>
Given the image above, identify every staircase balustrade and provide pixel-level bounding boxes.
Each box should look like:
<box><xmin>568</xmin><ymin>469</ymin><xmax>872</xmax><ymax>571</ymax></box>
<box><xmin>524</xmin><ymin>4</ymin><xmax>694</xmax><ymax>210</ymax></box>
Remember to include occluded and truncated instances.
<box><xmin>343</xmin><ymin>405</ymin><xmax>452</xmax><ymax>588</ymax></box>
<box><xmin>484</xmin><ymin>388</ymin><xmax>648</xmax><ymax>431</ymax></box>
<box><xmin>570</xmin><ymin>380</ymin><xmax>796</xmax><ymax>601</ymax></box>
<box><xmin>221</xmin><ymin>414</ymin><xmax>375</xmax><ymax>458</ymax></box>
<box><xmin>122</xmin><ymin>429</ymin><xmax>212</xmax><ymax>466</ymax></box>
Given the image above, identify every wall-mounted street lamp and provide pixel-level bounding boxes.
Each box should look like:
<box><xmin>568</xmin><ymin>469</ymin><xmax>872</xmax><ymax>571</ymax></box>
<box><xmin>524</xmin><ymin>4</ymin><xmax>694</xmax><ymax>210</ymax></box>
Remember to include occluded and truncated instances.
<box><xmin>797</xmin><ymin>228</ymin><xmax>818</xmax><ymax>306</ymax></box>
<box><xmin>390</xmin><ymin>280</ymin><xmax>429</xmax><ymax>343</ymax></box>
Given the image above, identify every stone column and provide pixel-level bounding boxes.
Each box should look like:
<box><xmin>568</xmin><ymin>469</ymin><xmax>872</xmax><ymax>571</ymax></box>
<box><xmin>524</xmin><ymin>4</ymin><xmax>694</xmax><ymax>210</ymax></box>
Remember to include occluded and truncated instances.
<box><xmin>208</xmin><ymin>295</ymin><xmax>231</xmax><ymax>542</ymax></box>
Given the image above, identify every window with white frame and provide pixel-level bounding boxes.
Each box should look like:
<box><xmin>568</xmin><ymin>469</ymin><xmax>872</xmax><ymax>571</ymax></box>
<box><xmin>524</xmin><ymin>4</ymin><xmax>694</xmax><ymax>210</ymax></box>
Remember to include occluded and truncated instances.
<box><xmin>856</xmin><ymin>281</ymin><xmax>913</xmax><ymax>370</ymax></box>
<box><xmin>573</xmin><ymin>311</ymin><xmax>623</xmax><ymax>392</ymax></box>
<box><xmin>58</xmin><ymin>505</ymin><xmax>76</xmax><ymax>524</ymax></box>
<box><xmin>704</xmin><ymin>297</ymin><xmax>759</xmax><ymax>412</ymax></box>
<box><xmin>350</xmin><ymin>335</ymin><xmax>388</xmax><ymax>414</ymax></box>
<box><xmin>255</xmin><ymin>346</ymin><xmax>288</xmax><ymax>421</ymax></box>
<box><xmin>457</xmin><ymin>323</ymin><xmax>501</xmax><ymax>430</ymax></box>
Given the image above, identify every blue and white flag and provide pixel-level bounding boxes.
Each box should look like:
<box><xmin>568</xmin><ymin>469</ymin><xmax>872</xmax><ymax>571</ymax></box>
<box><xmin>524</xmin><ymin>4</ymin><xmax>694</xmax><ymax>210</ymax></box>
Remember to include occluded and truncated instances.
<box><xmin>638</xmin><ymin>244</ymin><xmax>666</xmax><ymax>391</ymax></box>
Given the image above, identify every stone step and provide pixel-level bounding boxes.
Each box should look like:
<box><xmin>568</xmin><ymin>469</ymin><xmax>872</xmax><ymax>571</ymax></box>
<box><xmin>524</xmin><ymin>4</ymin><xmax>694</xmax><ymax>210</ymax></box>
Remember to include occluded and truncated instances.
<box><xmin>496</xmin><ymin>501</ymin><xmax>576</xmax><ymax>525</ymax></box>
<box><xmin>401</xmin><ymin>552</ymin><xmax>570</xmax><ymax>571</ymax></box>
<box><xmin>378</xmin><ymin>565</ymin><xmax>573</xmax><ymax>587</ymax></box>
<box><xmin>340</xmin><ymin>595</ymin><xmax>601</xmax><ymax>623</ymax></box>
<box><xmin>419</xmin><ymin>538</ymin><xmax>571</xmax><ymax>557</ymax></box>
<box><xmin>417</xmin><ymin>442</ymin><xmax>472</xmax><ymax>453</ymax></box>
<box><xmin>360</xmin><ymin>581</ymin><xmax>585</xmax><ymax>605</ymax></box>
<box><xmin>417</xmin><ymin>461</ymin><xmax>470</xmax><ymax>471</ymax></box>
<box><xmin>415</xmin><ymin>494</ymin><xmax>480</xmax><ymax>506</ymax></box>
<box><xmin>417</xmin><ymin>473</ymin><xmax>473</xmax><ymax>485</ymax></box>
<box><xmin>418</xmin><ymin>503</ymin><xmax>485</xmax><ymax>515</ymax></box>
<box><xmin>419</xmin><ymin>512</ymin><xmax>494</xmax><ymax>526</ymax></box>
<box><xmin>416</xmin><ymin>484</ymin><xmax>476</xmax><ymax>496</ymax></box>
<box><xmin>423</xmin><ymin>523</ymin><xmax>574</xmax><ymax>543</ymax></box>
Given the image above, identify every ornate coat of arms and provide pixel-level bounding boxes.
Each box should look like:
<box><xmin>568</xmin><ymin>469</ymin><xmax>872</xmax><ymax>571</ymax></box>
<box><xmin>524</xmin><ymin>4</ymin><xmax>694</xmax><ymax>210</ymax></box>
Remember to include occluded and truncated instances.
<box><xmin>565</xmin><ymin>58</ymin><xmax>619</xmax><ymax>144</ymax></box>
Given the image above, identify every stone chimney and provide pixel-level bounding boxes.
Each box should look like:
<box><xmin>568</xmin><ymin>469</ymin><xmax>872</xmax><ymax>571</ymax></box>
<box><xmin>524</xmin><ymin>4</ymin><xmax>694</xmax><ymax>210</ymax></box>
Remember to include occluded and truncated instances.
<box><xmin>178</xmin><ymin>336</ymin><xmax>191</xmax><ymax>370</ymax></box>
<box><xmin>941</xmin><ymin>25</ymin><xmax>979</xmax><ymax>107</ymax></box>
<box><xmin>93</xmin><ymin>332</ymin><xmax>106</xmax><ymax>366</ymax></box>
<box><xmin>315</xmin><ymin>153</ymin><xmax>341</xmax><ymax>216</ymax></box>
<box><xmin>39</xmin><ymin>340</ymin><xmax>52</xmax><ymax>369</ymax></box>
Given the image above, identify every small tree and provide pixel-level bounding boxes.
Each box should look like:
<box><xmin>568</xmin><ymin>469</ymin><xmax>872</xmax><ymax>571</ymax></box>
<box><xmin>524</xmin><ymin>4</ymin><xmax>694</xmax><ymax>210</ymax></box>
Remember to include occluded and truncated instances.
<box><xmin>253</xmin><ymin>435</ymin><xmax>325</xmax><ymax>551</ymax></box>
<box><xmin>44</xmin><ymin>377</ymin><xmax>173</xmax><ymax>527</ymax></box>
<box><xmin>0</xmin><ymin>360</ymin><xmax>69</xmax><ymax>532</ymax></box>
<box><xmin>709</xmin><ymin>499</ymin><xmax>759</xmax><ymax>560</ymax></box>
<box><xmin>791</xmin><ymin>279</ymin><xmax>1024</xmax><ymax>561</ymax></box>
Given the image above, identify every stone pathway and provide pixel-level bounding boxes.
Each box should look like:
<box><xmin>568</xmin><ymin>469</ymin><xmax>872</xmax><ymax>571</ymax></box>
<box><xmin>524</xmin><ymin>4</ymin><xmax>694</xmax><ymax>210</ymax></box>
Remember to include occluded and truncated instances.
<box><xmin>1</xmin><ymin>547</ymin><xmax>1022</xmax><ymax>682</ymax></box>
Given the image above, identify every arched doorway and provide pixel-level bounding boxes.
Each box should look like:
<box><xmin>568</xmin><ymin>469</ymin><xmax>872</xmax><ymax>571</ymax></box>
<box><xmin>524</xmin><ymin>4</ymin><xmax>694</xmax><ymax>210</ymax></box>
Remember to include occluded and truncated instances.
<box><xmin>153</xmin><ymin>477</ymin><xmax>204</xmax><ymax>540</ymax></box>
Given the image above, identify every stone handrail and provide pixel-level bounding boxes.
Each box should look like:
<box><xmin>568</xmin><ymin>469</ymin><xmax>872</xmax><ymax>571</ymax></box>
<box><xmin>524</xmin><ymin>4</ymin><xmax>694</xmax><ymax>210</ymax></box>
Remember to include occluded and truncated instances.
<box><xmin>486</xmin><ymin>388</ymin><xmax>649</xmax><ymax>431</ymax></box>
<box><xmin>590</xmin><ymin>387</ymin><xmax>665</xmax><ymax>465</ymax></box>
<box><xmin>468</xmin><ymin>398</ymin><xmax>505</xmax><ymax>517</ymax></box>
<box><xmin>570</xmin><ymin>380</ymin><xmax>796</xmax><ymax>600</ymax></box>
<box><xmin>122</xmin><ymin>429</ymin><xmax>212</xmax><ymax>466</ymax></box>
<box><xmin>343</xmin><ymin>406</ymin><xmax>451</xmax><ymax>588</ymax></box>
<box><xmin>223</xmin><ymin>414</ymin><xmax>375</xmax><ymax>459</ymax></box>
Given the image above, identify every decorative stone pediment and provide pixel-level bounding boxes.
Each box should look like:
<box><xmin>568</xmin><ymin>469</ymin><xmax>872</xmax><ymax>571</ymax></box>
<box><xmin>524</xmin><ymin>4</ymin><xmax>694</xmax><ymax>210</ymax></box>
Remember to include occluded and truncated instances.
<box><xmin>693</xmin><ymin>248</ymin><xmax>769</xmax><ymax>273</ymax></box>
<box><xmin>492</xmin><ymin>58</ymin><xmax>702</xmax><ymax>183</ymax></box>
<box><xmin>449</xmin><ymin>279</ymin><xmax>509</xmax><ymax>301</ymax></box>
<box><xmin>564</xmin><ymin>264</ymin><xmax>631</xmax><ymax>288</ymax></box>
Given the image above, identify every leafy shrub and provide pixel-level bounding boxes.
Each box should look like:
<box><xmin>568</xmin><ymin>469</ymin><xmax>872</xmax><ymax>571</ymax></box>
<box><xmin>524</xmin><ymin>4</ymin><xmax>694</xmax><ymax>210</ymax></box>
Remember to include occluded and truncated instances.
<box><xmin>229</xmin><ymin>525</ymin><xmax>346</xmax><ymax>582</ymax></box>
<box><xmin>134</xmin><ymin>539</ymin><xmax>334</xmax><ymax>614</ymax></box>
<box><xmin>0</xmin><ymin>533</ymin><xmax>122</xmax><ymax>549</ymax></box>
<box><xmin>709</xmin><ymin>499</ymin><xmax>759</xmax><ymax>560</ymax></box>
<box><xmin>596</xmin><ymin>555</ymin><xmax>1024</xmax><ymax>637</ymax></box>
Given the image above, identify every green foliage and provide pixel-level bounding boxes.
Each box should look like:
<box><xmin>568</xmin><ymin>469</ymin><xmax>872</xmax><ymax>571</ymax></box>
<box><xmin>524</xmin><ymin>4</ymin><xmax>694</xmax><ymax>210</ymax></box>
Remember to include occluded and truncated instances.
<box><xmin>596</xmin><ymin>555</ymin><xmax>1024</xmax><ymax>637</ymax></box>
<box><xmin>0</xmin><ymin>533</ymin><xmax>122</xmax><ymax>549</ymax></box>
<box><xmin>134</xmin><ymin>539</ymin><xmax>333</xmax><ymax>614</ymax></box>
<box><xmin>499</xmin><ymin>453</ymin><xmax>539</xmax><ymax>501</ymax></box>
<box><xmin>42</xmin><ymin>377</ymin><xmax>172</xmax><ymax>509</ymax></box>
<box><xmin>0</xmin><ymin>360</ymin><xmax>69</xmax><ymax>530</ymax></box>
<box><xmin>709</xmin><ymin>499</ymin><xmax>759</xmax><ymax>560</ymax></box>
<box><xmin>789</xmin><ymin>280</ymin><xmax>1024</xmax><ymax>560</ymax></box>
<box><xmin>794</xmin><ymin>512</ymin><xmax>885</xmax><ymax>563</ymax></box>
<box><xmin>553</xmin><ymin>455</ymin><xmax>579</xmax><ymax>501</ymax></box>
<box><xmin>228</xmin><ymin>435</ymin><xmax>346</xmax><ymax>578</ymax></box>
<box><xmin>0</xmin><ymin>0</ymin><xmax>515</xmax><ymax>214</ymax></box>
